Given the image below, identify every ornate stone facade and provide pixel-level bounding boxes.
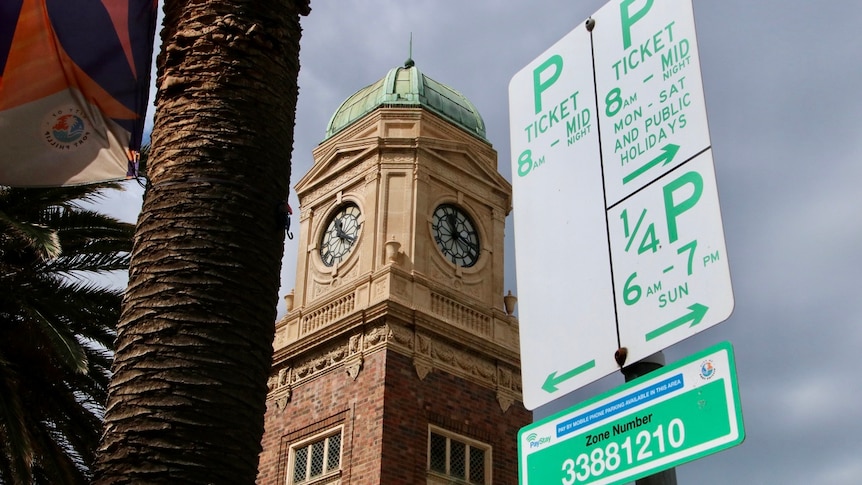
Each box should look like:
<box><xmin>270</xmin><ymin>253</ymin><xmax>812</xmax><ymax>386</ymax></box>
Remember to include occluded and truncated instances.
<box><xmin>267</xmin><ymin>319</ymin><xmax>522</xmax><ymax>414</ymax></box>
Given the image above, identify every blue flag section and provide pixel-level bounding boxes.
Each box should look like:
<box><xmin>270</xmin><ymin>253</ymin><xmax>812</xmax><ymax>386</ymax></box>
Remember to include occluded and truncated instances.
<box><xmin>0</xmin><ymin>0</ymin><xmax>157</xmax><ymax>186</ymax></box>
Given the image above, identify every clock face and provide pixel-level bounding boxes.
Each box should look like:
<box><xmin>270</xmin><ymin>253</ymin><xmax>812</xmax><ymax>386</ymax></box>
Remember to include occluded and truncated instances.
<box><xmin>431</xmin><ymin>204</ymin><xmax>480</xmax><ymax>267</ymax></box>
<box><xmin>320</xmin><ymin>203</ymin><xmax>362</xmax><ymax>267</ymax></box>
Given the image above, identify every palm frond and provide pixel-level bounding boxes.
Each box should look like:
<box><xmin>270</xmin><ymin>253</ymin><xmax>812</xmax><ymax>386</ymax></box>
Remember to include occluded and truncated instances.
<box><xmin>1</xmin><ymin>182</ymin><xmax>132</xmax><ymax>482</ymax></box>
<box><xmin>27</xmin><ymin>308</ymin><xmax>90</xmax><ymax>375</ymax></box>
<box><xmin>0</xmin><ymin>208</ymin><xmax>62</xmax><ymax>259</ymax></box>
<box><xmin>0</xmin><ymin>356</ymin><xmax>36</xmax><ymax>484</ymax></box>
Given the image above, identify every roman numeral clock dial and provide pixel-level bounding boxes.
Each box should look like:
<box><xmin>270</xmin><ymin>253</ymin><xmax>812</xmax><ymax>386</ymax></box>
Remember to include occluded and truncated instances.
<box><xmin>431</xmin><ymin>204</ymin><xmax>480</xmax><ymax>268</ymax></box>
<box><xmin>320</xmin><ymin>203</ymin><xmax>362</xmax><ymax>267</ymax></box>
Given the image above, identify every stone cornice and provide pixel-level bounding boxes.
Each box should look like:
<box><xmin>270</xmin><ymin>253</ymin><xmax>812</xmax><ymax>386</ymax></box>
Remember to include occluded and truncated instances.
<box><xmin>267</xmin><ymin>317</ymin><xmax>523</xmax><ymax>413</ymax></box>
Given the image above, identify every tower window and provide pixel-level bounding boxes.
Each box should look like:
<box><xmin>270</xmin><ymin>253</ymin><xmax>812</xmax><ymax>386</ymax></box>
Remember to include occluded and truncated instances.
<box><xmin>288</xmin><ymin>427</ymin><xmax>342</xmax><ymax>484</ymax></box>
<box><xmin>428</xmin><ymin>426</ymin><xmax>491</xmax><ymax>484</ymax></box>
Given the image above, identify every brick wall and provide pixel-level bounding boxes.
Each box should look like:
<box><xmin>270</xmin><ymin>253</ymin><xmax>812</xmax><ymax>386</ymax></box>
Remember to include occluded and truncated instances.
<box><xmin>380</xmin><ymin>351</ymin><xmax>530</xmax><ymax>484</ymax></box>
<box><xmin>257</xmin><ymin>348</ymin><xmax>530</xmax><ymax>485</ymax></box>
<box><xmin>257</xmin><ymin>349</ymin><xmax>387</xmax><ymax>485</ymax></box>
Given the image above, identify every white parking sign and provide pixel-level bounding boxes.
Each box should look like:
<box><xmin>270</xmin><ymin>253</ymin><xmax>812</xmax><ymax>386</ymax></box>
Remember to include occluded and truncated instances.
<box><xmin>509</xmin><ymin>0</ymin><xmax>733</xmax><ymax>410</ymax></box>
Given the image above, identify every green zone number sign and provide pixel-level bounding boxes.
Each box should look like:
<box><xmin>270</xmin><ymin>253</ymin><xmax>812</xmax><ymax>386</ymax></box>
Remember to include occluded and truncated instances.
<box><xmin>518</xmin><ymin>342</ymin><xmax>744</xmax><ymax>485</ymax></box>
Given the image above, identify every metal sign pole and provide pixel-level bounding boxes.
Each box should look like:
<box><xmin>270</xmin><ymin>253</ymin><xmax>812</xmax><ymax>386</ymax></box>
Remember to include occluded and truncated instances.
<box><xmin>621</xmin><ymin>352</ymin><xmax>678</xmax><ymax>485</ymax></box>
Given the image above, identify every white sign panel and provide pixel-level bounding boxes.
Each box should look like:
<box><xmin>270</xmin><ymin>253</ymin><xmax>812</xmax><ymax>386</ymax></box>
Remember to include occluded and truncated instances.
<box><xmin>593</xmin><ymin>0</ymin><xmax>732</xmax><ymax>366</ymax></box>
<box><xmin>592</xmin><ymin>0</ymin><xmax>710</xmax><ymax>206</ymax></box>
<box><xmin>509</xmin><ymin>25</ymin><xmax>620</xmax><ymax>410</ymax></box>
<box><xmin>510</xmin><ymin>0</ymin><xmax>733</xmax><ymax>409</ymax></box>
<box><xmin>608</xmin><ymin>149</ymin><xmax>733</xmax><ymax>358</ymax></box>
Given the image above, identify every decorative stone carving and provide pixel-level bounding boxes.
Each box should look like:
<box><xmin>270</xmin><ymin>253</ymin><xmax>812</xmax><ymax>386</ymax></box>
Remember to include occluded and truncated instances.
<box><xmin>432</xmin><ymin>342</ymin><xmax>455</xmax><ymax>365</ymax></box>
<box><xmin>387</xmin><ymin>153</ymin><xmax>414</xmax><ymax>165</ymax></box>
<box><xmin>476</xmin><ymin>360</ymin><xmax>496</xmax><ymax>381</ymax></box>
<box><xmin>345</xmin><ymin>357</ymin><xmax>363</xmax><ymax>381</ymax></box>
<box><xmin>387</xmin><ymin>323</ymin><xmax>414</xmax><ymax>350</ymax></box>
<box><xmin>498</xmin><ymin>367</ymin><xmax>512</xmax><ymax>389</ymax></box>
<box><xmin>331</xmin><ymin>345</ymin><xmax>347</xmax><ymax>363</ymax></box>
<box><xmin>503</xmin><ymin>290</ymin><xmax>517</xmax><ymax>315</ymax></box>
<box><xmin>349</xmin><ymin>333</ymin><xmax>362</xmax><ymax>354</ymax></box>
<box><xmin>268</xmin><ymin>367</ymin><xmax>291</xmax><ymax>393</ymax></box>
<box><xmin>275</xmin><ymin>391</ymin><xmax>291</xmax><ymax>412</ymax></box>
<box><xmin>284</xmin><ymin>289</ymin><xmax>295</xmax><ymax>312</ymax></box>
<box><xmin>288</xmin><ymin>340</ymin><xmax>352</xmax><ymax>384</ymax></box>
<box><xmin>427</xmin><ymin>338</ymin><xmax>499</xmax><ymax>388</ymax></box>
<box><xmin>268</xmin><ymin>366</ymin><xmax>294</xmax><ymax>411</ymax></box>
<box><xmin>273</xmin><ymin>309</ymin><xmax>523</xmax><ymax>411</ymax></box>
<box><xmin>414</xmin><ymin>360</ymin><xmax>432</xmax><ymax>380</ymax></box>
<box><xmin>497</xmin><ymin>392</ymin><xmax>514</xmax><ymax>413</ymax></box>
<box><xmin>374</xmin><ymin>278</ymin><xmax>388</xmax><ymax>297</ymax></box>
<box><xmin>294</xmin><ymin>362</ymin><xmax>311</xmax><ymax>381</ymax></box>
<box><xmin>364</xmin><ymin>324</ymin><xmax>387</xmax><ymax>348</ymax></box>
<box><xmin>312</xmin><ymin>279</ymin><xmax>332</xmax><ymax>298</ymax></box>
<box><xmin>417</xmin><ymin>334</ymin><xmax>431</xmax><ymax>355</ymax></box>
<box><xmin>384</xmin><ymin>238</ymin><xmax>401</xmax><ymax>263</ymax></box>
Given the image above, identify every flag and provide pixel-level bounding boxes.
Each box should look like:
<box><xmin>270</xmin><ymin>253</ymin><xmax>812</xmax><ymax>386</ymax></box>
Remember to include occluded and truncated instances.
<box><xmin>0</xmin><ymin>0</ymin><xmax>157</xmax><ymax>186</ymax></box>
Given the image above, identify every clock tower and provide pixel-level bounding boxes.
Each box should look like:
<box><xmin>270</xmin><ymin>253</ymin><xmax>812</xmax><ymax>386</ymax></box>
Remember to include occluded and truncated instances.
<box><xmin>257</xmin><ymin>60</ymin><xmax>530</xmax><ymax>485</ymax></box>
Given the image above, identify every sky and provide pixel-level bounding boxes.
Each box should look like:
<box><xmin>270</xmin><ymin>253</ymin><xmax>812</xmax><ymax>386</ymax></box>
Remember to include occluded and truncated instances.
<box><xmin>110</xmin><ymin>1</ymin><xmax>862</xmax><ymax>483</ymax></box>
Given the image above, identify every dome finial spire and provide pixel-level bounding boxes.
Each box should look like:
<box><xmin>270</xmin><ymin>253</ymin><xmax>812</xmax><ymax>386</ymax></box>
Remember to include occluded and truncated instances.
<box><xmin>404</xmin><ymin>32</ymin><xmax>415</xmax><ymax>68</ymax></box>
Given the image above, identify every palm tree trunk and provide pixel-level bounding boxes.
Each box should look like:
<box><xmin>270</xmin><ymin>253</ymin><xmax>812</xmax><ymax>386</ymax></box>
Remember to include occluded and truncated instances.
<box><xmin>93</xmin><ymin>1</ymin><xmax>310</xmax><ymax>483</ymax></box>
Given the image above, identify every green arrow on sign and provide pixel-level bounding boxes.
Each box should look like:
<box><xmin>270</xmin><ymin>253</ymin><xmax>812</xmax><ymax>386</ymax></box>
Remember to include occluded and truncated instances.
<box><xmin>622</xmin><ymin>144</ymin><xmax>680</xmax><ymax>185</ymax></box>
<box><xmin>542</xmin><ymin>360</ymin><xmax>596</xmax><ymax>393</ymax></box>
<box><xmin>646</xmin><ymin>303</ymin><xmax>708</xmax><ymax>341</ymax></box>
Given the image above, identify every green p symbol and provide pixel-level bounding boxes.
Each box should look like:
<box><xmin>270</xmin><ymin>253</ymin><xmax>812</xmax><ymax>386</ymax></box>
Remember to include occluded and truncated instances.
<box><xmin>663</xmin><ymin>171</ymin><xmax>703</xmax><ymax>244</ymax></box>
<box><xmin>532</xmin><ymin>54</ymin><xmax>563</xmax><ymax>114</ymax></box>
<box><xmin>620</xmin><ymin>0</ymin><xmax>654</xmax><ymax>49</ymax></box>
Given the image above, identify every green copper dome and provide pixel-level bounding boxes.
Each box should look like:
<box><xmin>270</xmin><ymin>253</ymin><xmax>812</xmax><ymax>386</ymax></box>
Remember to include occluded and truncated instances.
<box><xmin>324</xmin><ymin>60</ymin><xmax>487</xmax><ymax>140</ymax></box>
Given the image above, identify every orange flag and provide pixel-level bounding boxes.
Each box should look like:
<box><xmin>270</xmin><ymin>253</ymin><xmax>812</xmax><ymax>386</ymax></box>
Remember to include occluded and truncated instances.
<box><xmin>0</xmin><ymin>0</ymin><xmax>157</xmax><ymax>186</ymax></box>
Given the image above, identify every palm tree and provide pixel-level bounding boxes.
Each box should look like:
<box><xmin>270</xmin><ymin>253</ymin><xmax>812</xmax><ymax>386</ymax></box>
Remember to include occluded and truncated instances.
<box><xmin>0</xmin><ymin>183</ymin><xmax>134</xmax><ymax>484</ymax></box>
<box><xmin>93</xmin><ymin>1</ymin><xmax>310</xmax><ymax>483</ymax></box>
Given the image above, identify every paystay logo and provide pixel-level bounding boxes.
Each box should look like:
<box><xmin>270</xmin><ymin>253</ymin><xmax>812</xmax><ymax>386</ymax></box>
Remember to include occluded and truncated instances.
<box><xmin>525</xmin><ymin>432</ymin><xmax>551</xmax><ymax>448</ymax></box>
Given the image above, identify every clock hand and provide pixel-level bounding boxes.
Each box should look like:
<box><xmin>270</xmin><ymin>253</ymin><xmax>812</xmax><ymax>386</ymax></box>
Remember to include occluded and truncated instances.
<box><xmin>334</xmin><ymin>219</ymin><xmax>347</xmax><ymax>238</ymax></box>
<box><xmin>334</xmin><ymin>219</ymin><xmax>357</xmax><ymax>243</ymax></box>
<box><xmin>456</xmin><ymin>237</ymin><xmax>479</xmax><ymax>256</ymax></box>
<box><xmin>447</xmin><ymin>213</ymin><xmax>459</xmax><ymax>236</ymax></box>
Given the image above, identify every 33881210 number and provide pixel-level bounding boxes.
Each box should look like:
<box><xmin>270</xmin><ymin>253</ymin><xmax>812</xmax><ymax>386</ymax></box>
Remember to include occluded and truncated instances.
<box><xmin>560</xmin><ymin>418</ymin><xmax>685</xmax><ymax>484</ymax></box>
